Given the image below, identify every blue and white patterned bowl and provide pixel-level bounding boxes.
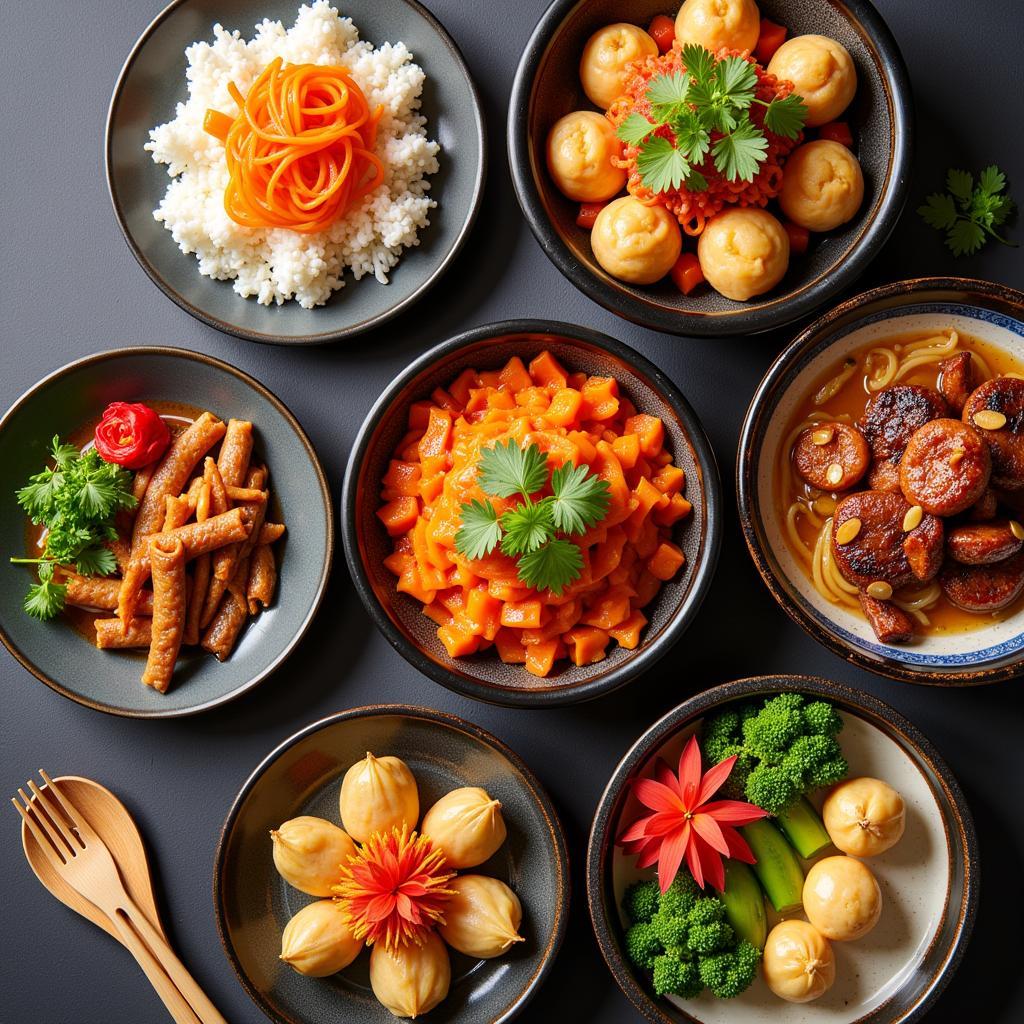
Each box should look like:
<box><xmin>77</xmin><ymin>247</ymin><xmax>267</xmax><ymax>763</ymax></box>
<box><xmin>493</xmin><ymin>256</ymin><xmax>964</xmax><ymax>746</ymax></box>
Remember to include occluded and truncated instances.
<box><xmin>738</xmin><ymin>277</ymin><xmax>1024</xmax><ymax>685</ymax></box>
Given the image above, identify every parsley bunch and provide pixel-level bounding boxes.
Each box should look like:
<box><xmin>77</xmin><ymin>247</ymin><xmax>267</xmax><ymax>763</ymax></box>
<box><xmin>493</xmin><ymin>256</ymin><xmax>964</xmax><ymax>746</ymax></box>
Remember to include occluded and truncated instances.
<box><xmin>12</xmin><ymin>437</ymin><xmax>137</xmax><ymax>620</ymax></box>
<box><xmin>918</xmin><ymin>166</ymin><xmax>1017</xmax><ymax>256</ymax></box>
<box><xmin>616</xmin><ymin>44</ymin><xmax>807</xmax><ymax>194</ymax></box>
<box><xmin>455</xmin><ymin>439</ymin><xmax>610</xmax><ymax>595</ymax></box>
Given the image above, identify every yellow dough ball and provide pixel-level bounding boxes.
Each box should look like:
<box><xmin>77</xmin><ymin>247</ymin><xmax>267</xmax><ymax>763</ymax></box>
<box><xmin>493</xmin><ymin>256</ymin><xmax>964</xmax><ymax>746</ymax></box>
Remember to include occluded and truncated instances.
<box><xmin>675</xmin><ymin>0</ymin><xmax>760</xmax><ymax>54</ymax></box>
<box><xmin>823</xmin><ymin>777</ymin><xmax>906</xmax><ymax>857</ymax></box>
<box><xmin>697</xmin><ymin>207</ymin><xmax>789</xmax><ymax>300</ymax></box>
<box><xmin>370</xmin><ymin>931</ymin><xmax>451</xmax><ymax>1019</ymax></box>
<box><xmin>591</xmin><ymin>196</ymin><xmax>682</xmax><ymax>284</ymax></box>
<box><xmin>271</xmin><ymin>816</ymin><xmax>357</xmax><ymax>897</ymax></box>
<box><xmin>767</xmin><ymin>34</ymin><xmax>857</xmax><ymax>127</ymax></box>
<box><xmin>779</xmin><ymin>140</ymin><xmax>864</xmax><ymax>232</ymax></box>
<box><xmin>546</xmin><ymin>111</ymin><xmax>627</xmax><ymax>202</ymax></box>
<box><xmin>579</xmin><ymin>23</ymin><xmax>658</xmax><ymax>110</ymax></box>
<box><xmin>280</xmin><ymin>900</ymin><xmax>363</xmax><ymax>977</ymax></box>
<box><xmin>339</xmin><ymin>752</ymin><xmax>419</xmax><ymax>844</ymax></box>
<box><xmin>420</xmin><ymin>787</ymin><xmax>507</xmax><ymax>869</ymax></box>
<box><xmin>762</xmin><ymin>919</ymin><xmax>836</xmax><ymax>1003</ymax></box>
<box><xmin>803</xmin><ymin>855</ymin><xmax>882</xmax><ymax>941</ymax></box>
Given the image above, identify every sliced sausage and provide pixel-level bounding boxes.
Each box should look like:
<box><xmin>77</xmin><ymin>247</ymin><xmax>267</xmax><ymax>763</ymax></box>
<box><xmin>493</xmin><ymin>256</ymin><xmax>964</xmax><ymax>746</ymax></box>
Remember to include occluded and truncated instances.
<box><xmin>867</xmin><ymin>458</ymin><xmax>902</xmax><ymax>494</ymax></box>
<box><xmin>859</xmin><ymin>384</ymin><xmax>948</xmax><ymax>461</ymax></box>
<box><xmin>793</xmin><ymin>422</ymin><xmax>870</xmax><ymax>491</ymax></box>
<box><xmin>832</xmin><ymin>491</ymin><xmax>912</xmax><ymax>588</ymax></box>
<box><xmin>858</xmin><ymin>593</ymin><xmax>915</xmax><ymax>643</ymax></box>
<box><xmin>940</xmin><ymin>550</ymin><xmax>1024</xmax><ymax>612</ymax></box>
<box><xmin>962</xmin><ymin>377</ymin><xmax>1024</xmax><ymax>490</ymax></box>
<box><xmin>937</xmin><ymin>352</ymin><xmax>975</xmax><ymax>413</ymax></box>
<box><xmin>903</xmin><ymin>512</ymin><xmax>944</xmax><ymax>582</ymax></box>
<box><xmin>946</xmin><ymin>520</ymin><xmax>1024</xmax><ymax>565</ymax></box>
<box><xmin>899</xmin><ymin>419</ymin><xmax>991</xmax><ymax>516</ymax></box>
<box><xmin>967</xmin><ymin>488</ymin><xmax>999</xmax><ymax>521</ymax></box>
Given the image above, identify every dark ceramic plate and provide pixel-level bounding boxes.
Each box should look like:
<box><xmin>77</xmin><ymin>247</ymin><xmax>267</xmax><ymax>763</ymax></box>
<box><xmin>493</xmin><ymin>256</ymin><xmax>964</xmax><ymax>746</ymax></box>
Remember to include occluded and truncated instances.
<box><xmin>508</xmin><ymin>0</ymin><xmax>912</xmax><ymax>337</ymax></box>
<box><xmin>107</xmin><ymin>0</ymin><xmax>485</xmax><ymax>345</ymax></box>
<box><xmin>214</xmin><ymin>704</ymin><xmax>569</xmax><ymax>1024</ymax></box>
<box><xmin>738</xmin><ymin>277</ymin><xmax>1024</xmax><ymax>685</ymax></box>
<box><xmin>587</xmin><ymin>674</ymin><xmax>978</xmax><ymax>1024</ymax></box>
<box><xmin>341</xmin><ymin>320</ymin><xmax>722</xmax><ymax>707</ymax></box>
<box><xmin>0</xmin><ymin>347</ymin><xmax>332</xmax><ymax>717</ymax></box>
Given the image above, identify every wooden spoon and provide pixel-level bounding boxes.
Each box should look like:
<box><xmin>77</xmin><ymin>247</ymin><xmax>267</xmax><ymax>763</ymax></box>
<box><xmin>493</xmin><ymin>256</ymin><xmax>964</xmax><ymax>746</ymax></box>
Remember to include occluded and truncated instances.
<box><xmin>20</xmin><ymin>775</ymin><xmax>167</xmax><ymax>944</ymax></box>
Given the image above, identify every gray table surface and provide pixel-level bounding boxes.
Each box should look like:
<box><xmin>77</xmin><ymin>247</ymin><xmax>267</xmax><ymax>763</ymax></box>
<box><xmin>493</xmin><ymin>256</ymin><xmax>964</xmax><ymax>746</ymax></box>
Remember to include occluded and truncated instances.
<box><xmin>2</xmin><ymin>0</ymin><xmax>1022</xmax><ymax>1021</ymax></box>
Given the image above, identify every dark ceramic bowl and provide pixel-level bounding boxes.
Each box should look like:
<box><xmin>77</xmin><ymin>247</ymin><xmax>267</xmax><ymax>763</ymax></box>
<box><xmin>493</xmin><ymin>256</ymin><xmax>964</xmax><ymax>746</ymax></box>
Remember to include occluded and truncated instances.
<box><xmin>214</xmin><ymin>704</ymin><xmax>569</xmax><ymax>1024</ymax></box>
<box><xmin>738</xmin><ymin>277</ymin><xmax>1024</xmax><ymax>685</ymax></box>
<box><xmin>587</xmin><ymin>674</ymin><xmax>979</xmax><ymax>1024</ymax></box>
<box><xmin>341</xmin><ymin>320</ymin><xmax>722</xmax><ymax>707</ymax></box>
<box><xmin>107</xmin><ymin>0</ymin><xmax>485</xmax><ymax>345</ymax></box>
<box><xmin>0</xmin><ymin>347</ymin><xmax>332</xmax><ymax>717</ymax></box>
<box><xmin>508</xmin><ymin>0</ymin><xmax>912</xmax><ymax>337</ymax></box>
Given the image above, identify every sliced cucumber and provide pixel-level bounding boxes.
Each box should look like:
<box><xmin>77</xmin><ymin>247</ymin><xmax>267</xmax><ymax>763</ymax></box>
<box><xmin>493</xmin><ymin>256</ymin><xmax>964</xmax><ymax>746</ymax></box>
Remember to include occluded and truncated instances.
<box><xmin>776</xmin><ymin>796</ymin><xmax>833</xmax><ymax>859</ymax></box>
<box><xmin>720</xmin><ymin>859</ymin><xmax>767</xmax><ymax>950</ymax></box>
<box><xmin>742</xmin><ymin>819</ymin><xmax>805</xmax><ymax>913</ymax></box>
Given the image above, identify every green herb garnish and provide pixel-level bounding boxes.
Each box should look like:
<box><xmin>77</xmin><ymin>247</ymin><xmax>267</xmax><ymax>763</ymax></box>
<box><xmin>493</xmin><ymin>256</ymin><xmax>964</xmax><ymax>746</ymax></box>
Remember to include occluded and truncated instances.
<box><xmin>616</xmin><ymin>44</ymin><xmax>807</xmax><ymax>194</ymax></box>
<box><xmin>11</xmin><ymin>437</ymin><xmax>137</xmax><ymax>620</ymax></box>
<box><xmin>454</xmin><ymin>440</ymin><xmax>610</xmax><ymax>595</ymax></box>
<box><xmin>918</xmin><ymin>166</ymin><xmax>1017</xmax><ymax>256</ymax></box>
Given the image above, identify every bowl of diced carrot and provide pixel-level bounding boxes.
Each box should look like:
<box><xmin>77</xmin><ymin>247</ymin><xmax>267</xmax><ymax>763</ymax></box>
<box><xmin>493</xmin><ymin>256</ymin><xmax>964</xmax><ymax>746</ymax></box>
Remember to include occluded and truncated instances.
<box><xmin>341</xmin><ymin>320</ymin><xmax>722</xmax><ymax>706</ymax></box>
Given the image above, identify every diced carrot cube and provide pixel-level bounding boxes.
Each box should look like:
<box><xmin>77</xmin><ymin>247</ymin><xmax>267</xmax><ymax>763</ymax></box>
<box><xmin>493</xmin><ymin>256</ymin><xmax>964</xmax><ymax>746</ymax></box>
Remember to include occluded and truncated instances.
<box><xmin>629</xmin><ymin>477</ymin><xmax>670</xmax><ymax>530</ymax></box>
<box><xmin>612</xmin><ymin>433</ymin><xmax>640</xmax><ymax>469</ymax></box>
<box><xmin>383</xmin><ymin>550</ymin><xmax>414</xmax><ymax>576</ymax></box>
<box><xmin>418</xmin><ymin>472</ymin><xmax>445</xmax><ymax>503</ymax></box>
<box><xmin>431</xmin><ymin>387</ymin><xmax>463</xmax><ymax>413</ymax></box>
<box><xmin>634</xmin><ymin>569</ymin><xmax>662</xmax><ymax>607</ymax></box>
<box><xmin>464</xmin><ymin>588</ymin><xmax>503</xmax><ymax>640</ymax></box>
<box><xmin>377</xmin><ymin>496</ymin><xmax>419</xmax><ymax>537</ymax></box>
<box><xmin>438</xmin><ymin>588</ymin><xmax>467</xmax><ymax>615</ymax></box>
<box><xmin>382</xmin><ymin>460</ymin><xmax>422</xmax><ymax>499</ymax></box>
<box><xmin>544</xmin><ymin>388</ymin><xmax>583</xmax><ymax>427</ymax></box>
<box><xmin>487</xmin><ymin>579</ymin><xmax>533</xmax><ymax>603</ymax></box>
<box><xmin>634</xmin><ymin>517</ymin><xmax>660</xmax><ymax>559</ymax></box>
<box><xmin>418</xmin><ymin>407</ymin><xmax>452</xmax><ymax>465</ymax></box>
<box><xmin>563</xmin><ymin>626</ymin><xmax>610</xmax><ymax>666</ymax></box>
<box><xmin>581</xmin><ymin>376</ymin><xmax>620</xmax><ymax>420</ymax></box>
<box><xmin>494</xmin><ymin>628</ymin><xmax>527</xmax><ymax>663</ymax></box>
<box><xmin>525</xmin><ymin>639</ymin><xmax>562</xmax><ymax>677</ymax></box>
<box><xmin>529</xmin><ymin>351</ymin><xmax>569</xmax><ymax>390</ymax></box>
<box><xmin>397</xmin><ymin>565</ymin><xmax>436</xmax><ymax>604</ymax></box>
<box><xmin>500</xmin><ymin>599</ymin><xmax>543</xmax><ymax>629</ymax></box>
<box><xmin>408</xmin><ymin>401</ymin><xmax>433</xmax><ymax>430</ymax></box>
<box><xmin>608</xmin><ymin>610</ymin><xmax>647</xmax><ymax>649</ymax></box>
<box><xmin>590</xmin><ymin>526</ymin><xmax>627</xmax><ymax>581</ymax></box>
<box><xmin>652</xmin><ymin>464</ymin><xmax>685</xmax><ymax>494</ymax></box>
<box><xmin>397</xmin><ymin>429</ymin><xmax>424</xmax><ymax>462</ymax></box>
<box><xmin>448</xmin><ymin>369</ymin><xmax>479</xmax><ymax>406</ymax></box>
<box><xmin>648</xmin><ymin>541</ymin><xmax>685</xmax><ymax>581</ymax></box>
<box><xmin>653</xmin><ymin>493</ymin><xmax>693</xmax><ymax>527</ymax></box>
<box><xmin>422</xmin><ymin>602</ymin><xmax>452</xmax><ymax>627</ymax></box>
<box><xmin>515</xmin><ymin>386</ymin><xmax>551</xmax><ymax>410</ymax></box>
<box><xmin>438</xmin><ymin>621</ymin><xmax>480</xmax><ymax>657</ymax></box>
<box><xmin>594</xmin><ymin>442</ymin><xmax>631</xmax><ymax>526</ymax></box>
<box><xmin>624</xmin><ymin>414</ymin><xmax>664</xmax><ymax>456</ymax></box>
<box><xmin>500</xmin><ymin>356</ymin><xmax>533</xmax><ymax>393</ymax></box>
<box><xmin>477</xmin><ymin>370</ymin><xmax>502</xmax><ymax>388</ymax></box>
<box><xmin>568</xmin><ymin>430</ymin><xmax>597</xmax><ymax>464</ymax></box>
<box><xmin>580</xmin><ymin>587</ymin><xmax>632</xmax><ymax>629</ymax></box>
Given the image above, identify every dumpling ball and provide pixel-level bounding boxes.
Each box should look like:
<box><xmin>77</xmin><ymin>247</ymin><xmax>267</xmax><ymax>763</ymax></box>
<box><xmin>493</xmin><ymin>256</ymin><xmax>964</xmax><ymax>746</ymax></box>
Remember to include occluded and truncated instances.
<box><xmin>580</xmin><ymin>23</ymin><xmax>658</xmax><ymax>110</ymax></box>
<box><xmin>779</xmin><ymin>140</ymin><xmax>864</xmax><ymax>232</ymax></box>
<box><xmin>546</xmin><ymin>111</ymin><xmax>627</xmax><ymax>202</ymax></box>
<box><xmin>767</xmin><ymin>34</ymin><xmax>857</xmax><ymax>126</ymax></box>
<box><xmin>591</xmin><ymin>196</ymin><xmax>682</xmax><ymax>285</ymax></box>
<box><xmin>697</xmin><ymin>207</ymin><xmax>789</xmax><ymax>301</ymax></box>
<box><xmin>762</xmin><ymin>920</ymin><xmax>835</xmax><ymax>1003</ymax></box>
<box><xmin>803</xmin><ymin>855</ymin><xmax>882</xmax><ymax>941</ymax></box>
<box><xmin>674</xmin><ymin>0</ymin><xmax>760</xmax><ymax>54</ymax></box>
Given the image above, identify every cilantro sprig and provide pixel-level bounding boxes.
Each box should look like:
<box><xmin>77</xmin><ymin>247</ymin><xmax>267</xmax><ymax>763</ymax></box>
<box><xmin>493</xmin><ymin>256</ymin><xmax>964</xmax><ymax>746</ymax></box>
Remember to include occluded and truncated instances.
<box><xmin>11</xmin><ymin>437</ymin><xmax>137</xmax><ymax>620</ymax></box>
<box><xmin>918</xmin><ymin>166</ymin><xmax>1017</xmax><ymax>256</ymax></box>
<box><xmin>616</xmin><ymin>44</ymin><xmax>807</xmax><ymax>194</ymax></box>
<box><xmin>455</xmin><ymin>439</ymin><xmax>610</xmax><ymax>595</ymax></box>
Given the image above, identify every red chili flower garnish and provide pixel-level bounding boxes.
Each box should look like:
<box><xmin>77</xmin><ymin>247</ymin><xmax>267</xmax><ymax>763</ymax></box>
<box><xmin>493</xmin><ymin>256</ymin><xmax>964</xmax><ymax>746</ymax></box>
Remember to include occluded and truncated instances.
<box><xmin>618</xmin><ymin>736</ymin><xmax>769</xmax><ymax>893</ymax></box>
<box><xmin>93</xmin><ymin>402</ymin><xmax>171</xmax><ymax>470</ymax></box>
<box><xmin>332</xmin><ymin>826</ymin><xmax>455</xmax><ymax>951</ymax></box>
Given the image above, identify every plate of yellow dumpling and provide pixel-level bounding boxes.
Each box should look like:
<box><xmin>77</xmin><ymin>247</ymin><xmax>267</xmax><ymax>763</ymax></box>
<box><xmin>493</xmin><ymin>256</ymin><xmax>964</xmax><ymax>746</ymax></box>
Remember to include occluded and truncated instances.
<box><xmin>215</xmin><ymin>705</ymin><xmax>569</xmax><ymax>1022</ymax></box>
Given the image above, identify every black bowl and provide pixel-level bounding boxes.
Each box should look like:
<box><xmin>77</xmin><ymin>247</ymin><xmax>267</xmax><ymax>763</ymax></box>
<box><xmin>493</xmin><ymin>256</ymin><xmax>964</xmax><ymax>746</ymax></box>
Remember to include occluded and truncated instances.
<box><xmin>587</xmin><ymin>674</ymin><xmax>979</xmax><ymax>1024</ymax></box>
<box><xmin>508</xmin><ymin>0</ymin><xmax>913</xmax><ymax>337</ymax></box>
<box><xmin>341</xmin><ymin>320</ymin><xmax>722</xmax><ymax>706</ymax></box>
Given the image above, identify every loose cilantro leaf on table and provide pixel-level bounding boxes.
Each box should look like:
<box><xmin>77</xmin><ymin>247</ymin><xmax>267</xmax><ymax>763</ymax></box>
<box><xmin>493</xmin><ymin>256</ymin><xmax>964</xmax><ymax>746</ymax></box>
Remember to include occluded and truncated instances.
<box><xmin>918</xmin><ymin>165</ymin><xmax>1017</xmax><ymax>256</ymax></box>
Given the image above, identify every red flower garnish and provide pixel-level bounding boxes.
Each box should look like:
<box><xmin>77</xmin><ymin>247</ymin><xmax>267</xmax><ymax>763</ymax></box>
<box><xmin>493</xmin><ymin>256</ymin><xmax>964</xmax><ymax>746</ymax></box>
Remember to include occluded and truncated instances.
<box><xmin>618</xmin><ymin>736</ymin><xmax>769</xmax><ymax>893</ymax></box>
<box><xmin>93</xmin><ymin>402</ymin><xmax>171</xmax><ymax>470</ymax></box>
<box><xmin>333</xmin><ymin>826</ymin><xmax>455</xmax><ymax>951</ymax></box>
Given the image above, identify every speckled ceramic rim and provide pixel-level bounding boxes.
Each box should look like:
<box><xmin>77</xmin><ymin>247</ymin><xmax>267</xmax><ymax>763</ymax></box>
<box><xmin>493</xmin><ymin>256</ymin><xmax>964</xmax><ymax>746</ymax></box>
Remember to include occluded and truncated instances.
<box><xmin>585</xmin><ymin>674</ymin><xmax>980</xmax><ymax>1024</ymax></box>
<box><xmin>105</xmin><ymin>0</ymin><xmax>487</xmax><ymax>346</ymax></box>
<box><xmin>0</xmin><ymin>345</ymin><xmax>334</xmax><ymax>718</ymax></box>
<box><xmin>213</xmin><ymin>703</ymin><xmax>571</xmax><ymax>1024</ymax></box>
<box><xmin>340</xmin><ymin>319</ymin><xmax>723</xmax><ymax>708</ymax></box>
<box><xmin>507</xmin><ymin>0</ymin><xmax>913</xmax><ymax>338</ymax></box>
<box><xmin>737</xmin><ymin>276</ymin><xmax>1024</xmax><ymax>686</ymax></box>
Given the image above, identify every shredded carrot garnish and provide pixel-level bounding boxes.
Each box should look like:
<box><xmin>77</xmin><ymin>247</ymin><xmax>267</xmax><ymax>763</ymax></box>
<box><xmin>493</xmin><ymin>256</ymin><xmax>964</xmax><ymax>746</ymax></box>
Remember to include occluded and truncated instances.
<box><xmin>203</xmin><ymin>57</ymin><xmax>384</xmax><ymax>234</ymax></box>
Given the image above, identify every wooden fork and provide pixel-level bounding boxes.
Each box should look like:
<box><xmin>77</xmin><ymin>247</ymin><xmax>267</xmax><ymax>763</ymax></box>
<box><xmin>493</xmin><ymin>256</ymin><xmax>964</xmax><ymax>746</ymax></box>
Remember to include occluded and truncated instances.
<box><xmin>13</xmin><ymin>771</ymin><xmax>227</xmax><ymax>1024</ymax></box>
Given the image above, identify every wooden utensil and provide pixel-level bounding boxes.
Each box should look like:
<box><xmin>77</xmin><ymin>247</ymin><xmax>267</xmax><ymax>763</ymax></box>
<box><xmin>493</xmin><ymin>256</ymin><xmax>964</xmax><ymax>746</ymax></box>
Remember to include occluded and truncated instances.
<box><xmin>20</xmin><ymin>775</ymin><xmax>167</xmax><ymax>946</ymax></box>
<box><xmin>13</xmin><ymin>771</ymin><xmax>226</xmax><ymax>1024</ymax></box>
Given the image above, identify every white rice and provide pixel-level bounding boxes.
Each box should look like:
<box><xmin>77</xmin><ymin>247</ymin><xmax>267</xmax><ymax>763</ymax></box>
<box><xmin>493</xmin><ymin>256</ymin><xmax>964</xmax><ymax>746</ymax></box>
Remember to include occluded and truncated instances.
<box><xmin>145</xmin><ymin>1</ymin><xmax>440</xmax><ymax>308</ymax></box>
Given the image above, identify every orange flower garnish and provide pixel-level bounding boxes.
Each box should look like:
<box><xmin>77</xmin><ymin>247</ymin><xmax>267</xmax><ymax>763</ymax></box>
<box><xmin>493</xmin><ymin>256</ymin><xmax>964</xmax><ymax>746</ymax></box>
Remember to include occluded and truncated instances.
<box><xmin>333</xmin><ymin>826</ymin><xmax>455</xmax><ymax>951</ymax></box>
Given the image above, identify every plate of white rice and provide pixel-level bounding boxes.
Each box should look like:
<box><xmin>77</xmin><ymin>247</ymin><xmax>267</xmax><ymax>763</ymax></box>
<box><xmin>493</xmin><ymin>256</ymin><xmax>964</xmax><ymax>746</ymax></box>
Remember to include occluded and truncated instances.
<box><xmin>107</xmin><ymin>0</ymin><xmax>485</xmax><ymax>343</ymax></box>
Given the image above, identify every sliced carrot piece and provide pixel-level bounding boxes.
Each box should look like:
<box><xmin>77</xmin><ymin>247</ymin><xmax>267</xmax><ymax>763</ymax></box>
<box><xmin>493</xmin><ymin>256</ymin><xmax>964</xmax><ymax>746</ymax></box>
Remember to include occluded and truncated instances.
<box><xmin>581</xmin><ymin>376</ymin><xmax>620</xmax><ymax>421</ymax></box>
<box><xmin>494</xmin><ymin>628</ymin><xmax>528</xmax><ymax>663</ymax></box>
<box><xmin>648</xmin><ymin>541</ymin><xmax>685</xmax><ymax>581</ymax></box>
<box><xmin>377</xmin><ymin>496</ymin><xmax>419</xmax><ymax>537</ymax></box>
<box><xmin>653</xmin><ymin>492</ymin><xmax>693</xmax><ymax>527</ymax></box>
<box><xmin>608</xmin><ymin>609</ymin><xmax>648</xmax><ymax>649</ymax></box>
<box><xmin>438</xmin><ymin>621</ymin><xmax>480</xmax><ymax>657</ymax></box>
<box><xmin>500</xmin><ymin>356</ymin><xmax>533</xmax><ymax>393</ymax></box>
<box><xmin>525</xmin><ymin>639</ymin><xmax>561</xmax><ymax>677</ymax></box>
<box><xmin>624</xmin><ymin>414</ymin><xmax>665</xmax><ymax>456</ymax></box>
<box><xmin>612</xmin><ymin>433</ymin><xmax>640</xmax><ymax>469</ymax></box>
<box><xmin>563</xmin><ymin>626</ymin><xmax>610</xmax><ymax>666</ymax></box>
<box><xmin>544</xmin><ymin>388</ymin><xmax>584</xmax><ymax>427</ymax></box>
<box><xmin>652</xmin><ymin>464</ymin><xmax>685</xmax><ymax>495</ymax></box>
<box><xmin>500</xmin><ymin>599</ymin><xmax>544</xmax><ymax>629</ymax></box>
<box><xmin>382</xmin><ymin>459</ymin><xmax>422</xmax><ymax>499</ymax></box>
<box><xmin>528</xmin><ymin>351</ymin><xmax>569</xmax><ymax>390</ymax></box>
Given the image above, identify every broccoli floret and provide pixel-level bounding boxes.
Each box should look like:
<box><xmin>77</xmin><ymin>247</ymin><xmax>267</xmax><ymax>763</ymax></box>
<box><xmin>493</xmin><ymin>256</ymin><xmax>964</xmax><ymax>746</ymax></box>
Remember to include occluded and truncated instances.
<box><xmin>742</xmin><ymin>694</ymin><xmax>806</xmax><ymax>758</ymax></box>
<box><xmin>658</xmin><ymin>873</ymin><xmax>699</xmax><ymax>918</ymax></box>
<box><xmin>624</xmin><ymin>880</ymin><xmax>661</xmax><ymax>924</ymax></box>
<box><xmin>651</xmin><ymin>908</ymin><xmax>689</xmax><ymax>948</ymax></box>
<box><xmin>746</xmin><ymin>762</ymin><xmax>799</xmax><ymax>814</ymax></box>
<box><xmin>803</xmin><ymin>700</ymin><xmax>843</xmax><ymax>737</ymax></box>
<box><xmin>697</xmin><ymin>941</ymin><xmax>761</xmax><ymax>998</ymax></box>
<box><xmin>806</xmin><ymin>752</ymin><xmax>849</xmax><ymax>789</ymax></box>
<box><xmin>701</xmin><ymin>709</ymin><xmax>742</xmax><ymax>764</ymax></box>
<box><xmin>687</xmin><ymin>897</ymin><xmax>726</xmax><ymax>927</ymax></box>
<box><xmin>688</xmin><ymin>920</ymin><xmax>734</xmax><ymax>954</ymax></box>
<box><xmin>653</xmin><ymin>953</ymin><xmax>703</xmax><ymax>998</ymax></box>
<box><xmin>625</xmin><ymin>922</ymin><xmax>662</xmax><ymax>970</ymax></box>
